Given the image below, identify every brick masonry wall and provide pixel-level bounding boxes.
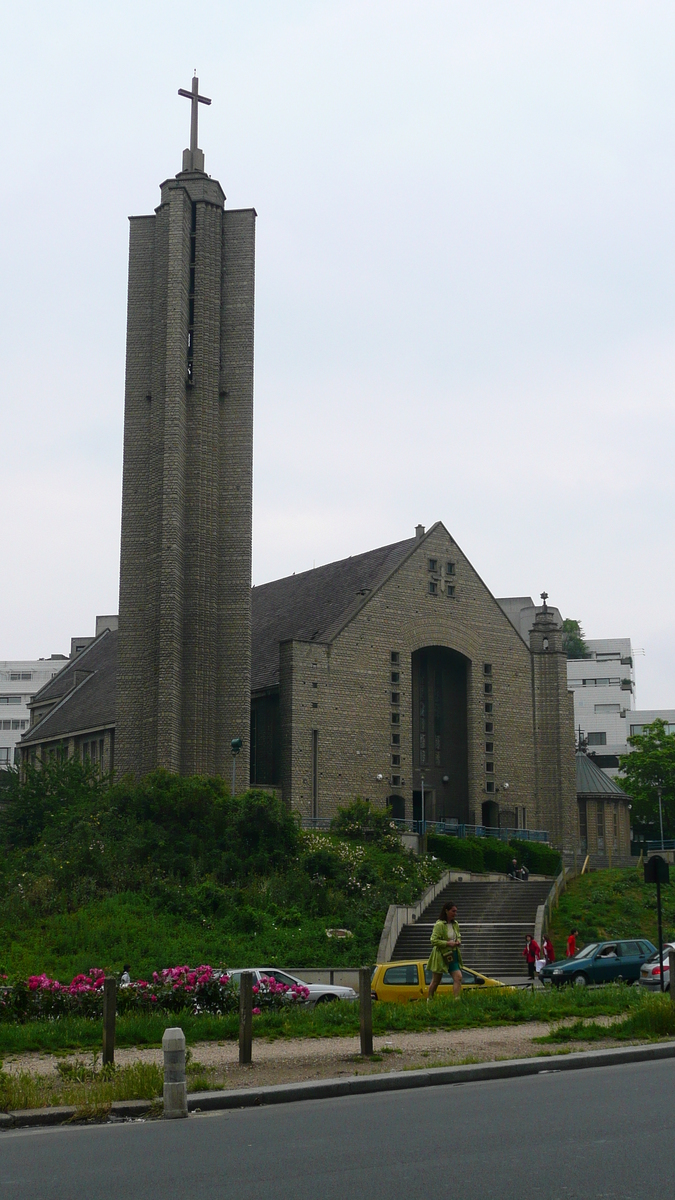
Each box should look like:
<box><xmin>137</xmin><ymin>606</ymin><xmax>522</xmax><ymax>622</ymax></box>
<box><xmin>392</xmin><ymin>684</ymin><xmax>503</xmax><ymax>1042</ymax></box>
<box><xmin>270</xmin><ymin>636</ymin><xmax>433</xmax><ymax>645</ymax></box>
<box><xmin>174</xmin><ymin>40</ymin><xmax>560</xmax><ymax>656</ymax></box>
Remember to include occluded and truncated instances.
<box><xmin>117</xmin><ymin>214</ymin><xmax>157</xmax><ymax>778</ymax></box>
<box><xmin>216</xmin><ymin>210</ymin><xmax>256</xmax><ymax>783</ymax></box>
<box><xmin>117</xmin><ymin>171</ymin><xmax>255</xmax><ymax>783</ymax></box>
<box><xmin>280</xmin><ymin>525</ymin><xmax>541</xmax><ymax>828</ymax></box>
<box><xmin>276</xmin><ymin>524</ymin><xmax>579</xmax><ymax>849</ymax></box>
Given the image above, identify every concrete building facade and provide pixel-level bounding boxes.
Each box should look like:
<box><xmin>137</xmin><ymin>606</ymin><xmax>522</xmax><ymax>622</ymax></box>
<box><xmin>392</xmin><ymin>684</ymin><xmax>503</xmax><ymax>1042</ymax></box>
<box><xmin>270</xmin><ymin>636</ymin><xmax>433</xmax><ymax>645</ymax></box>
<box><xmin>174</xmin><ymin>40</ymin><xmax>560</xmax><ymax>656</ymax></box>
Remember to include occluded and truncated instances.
<box><xmin>116</xmin><ymin>100</ymin><xmax>255</xmax><ymax>781</ymax></box>
<box><xmin>567</xmin><ymin>638</ymin><xmax>635</xmax><ymax>776</ymax></box>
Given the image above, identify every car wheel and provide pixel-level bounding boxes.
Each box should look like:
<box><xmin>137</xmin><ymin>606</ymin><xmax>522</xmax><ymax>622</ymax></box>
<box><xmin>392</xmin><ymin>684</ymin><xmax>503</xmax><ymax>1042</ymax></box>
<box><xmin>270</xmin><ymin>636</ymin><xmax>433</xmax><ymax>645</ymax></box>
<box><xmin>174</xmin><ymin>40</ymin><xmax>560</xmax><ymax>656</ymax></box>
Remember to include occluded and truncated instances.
<box><xmin>316</xmin><ymin>995</ymin><xmax>336</xmax><ymax>1005</ymax></box>
<box><xmin>573</xmin><ymin>973</ymin><xmax>588</xmax><ymax>987</ymax></box>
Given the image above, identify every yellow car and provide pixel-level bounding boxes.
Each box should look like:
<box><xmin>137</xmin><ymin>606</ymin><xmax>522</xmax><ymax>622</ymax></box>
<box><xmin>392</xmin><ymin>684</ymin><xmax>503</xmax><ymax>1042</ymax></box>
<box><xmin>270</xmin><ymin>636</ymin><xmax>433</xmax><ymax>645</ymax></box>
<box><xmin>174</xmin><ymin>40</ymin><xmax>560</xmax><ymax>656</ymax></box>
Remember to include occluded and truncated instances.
<box><xmin>370</xmin><ymin>959</ymin><xmax>506</xmax><ymax>1003</ymax></box>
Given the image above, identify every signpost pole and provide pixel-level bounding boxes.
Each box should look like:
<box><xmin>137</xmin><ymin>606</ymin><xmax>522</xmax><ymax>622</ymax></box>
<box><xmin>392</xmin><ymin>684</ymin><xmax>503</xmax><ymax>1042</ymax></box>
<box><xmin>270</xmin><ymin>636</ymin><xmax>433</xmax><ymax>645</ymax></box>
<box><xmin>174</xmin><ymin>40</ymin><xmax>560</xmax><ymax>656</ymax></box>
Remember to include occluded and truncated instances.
<box><xmin>645</xmin><ymin>855</ymin><xmax>669</xmax><ymax>994</ymax></box>
<box><xmin>658</xmin><ymin>876</ymin><xmax>664</xmax><ymax>993</ymax></box>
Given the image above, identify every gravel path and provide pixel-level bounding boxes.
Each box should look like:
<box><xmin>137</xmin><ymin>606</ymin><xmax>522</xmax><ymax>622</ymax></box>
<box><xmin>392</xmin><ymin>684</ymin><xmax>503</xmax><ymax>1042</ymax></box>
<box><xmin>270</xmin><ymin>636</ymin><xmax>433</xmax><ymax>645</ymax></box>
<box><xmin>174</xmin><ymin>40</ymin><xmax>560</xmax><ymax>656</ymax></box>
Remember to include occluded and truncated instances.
<box><xmin>1</xmin><ymin>1019</ymin><xmax>622</xmax><ymax>1090</ymax></box>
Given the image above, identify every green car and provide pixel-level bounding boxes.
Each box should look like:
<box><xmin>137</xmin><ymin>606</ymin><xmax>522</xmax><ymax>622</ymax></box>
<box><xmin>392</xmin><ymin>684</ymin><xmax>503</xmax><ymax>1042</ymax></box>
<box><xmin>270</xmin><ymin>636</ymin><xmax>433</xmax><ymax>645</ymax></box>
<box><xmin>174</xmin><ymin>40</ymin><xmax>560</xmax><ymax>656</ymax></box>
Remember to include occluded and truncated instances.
<box><xmin>541</xmin><ymin>939</ymin><xmax>657</xmax><ymax>987</ymax></box>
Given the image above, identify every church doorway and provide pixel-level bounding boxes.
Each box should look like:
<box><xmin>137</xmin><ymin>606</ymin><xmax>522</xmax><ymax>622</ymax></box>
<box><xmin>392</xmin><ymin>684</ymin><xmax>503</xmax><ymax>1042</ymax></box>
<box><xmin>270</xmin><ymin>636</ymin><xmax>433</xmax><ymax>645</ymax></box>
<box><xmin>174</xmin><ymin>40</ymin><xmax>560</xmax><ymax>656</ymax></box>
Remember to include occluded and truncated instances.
<box><xmin>388</xmin><ymin>794</ymin><xmax>405</xmax><ymax>820</ymax></box>
<box><xmin>482</xmin><ymin>800</ymin><xmax>499</xmax><ymax>830</ymax></box>
<box><xmin>412</xmin><ymin>789</ymin><xmax>435</xmax><ymax>824</ymax></box>
<box><xmin>412</xmin><ymin>647</ymin><xmax>469</xmax><ymax>822</ymax></box>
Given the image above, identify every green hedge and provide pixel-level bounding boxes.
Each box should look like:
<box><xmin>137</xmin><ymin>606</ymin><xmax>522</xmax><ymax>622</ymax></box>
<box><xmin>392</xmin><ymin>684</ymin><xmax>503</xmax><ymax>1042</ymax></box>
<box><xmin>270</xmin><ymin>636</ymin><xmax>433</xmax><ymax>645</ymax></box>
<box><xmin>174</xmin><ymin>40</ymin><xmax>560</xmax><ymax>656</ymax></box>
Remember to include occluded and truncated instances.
<box><xmin>427</xmin><ymin>833</ymin><xmax>561</xmax><ymax>876</ymax></box>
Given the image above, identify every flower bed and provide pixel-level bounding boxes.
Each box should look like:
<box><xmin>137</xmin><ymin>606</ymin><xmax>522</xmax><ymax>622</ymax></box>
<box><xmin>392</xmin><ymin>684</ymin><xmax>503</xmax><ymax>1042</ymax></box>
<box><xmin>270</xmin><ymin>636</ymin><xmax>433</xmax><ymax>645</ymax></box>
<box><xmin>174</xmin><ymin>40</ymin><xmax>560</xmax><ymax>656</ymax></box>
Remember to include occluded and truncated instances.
<box><xmin>0</xmin><ymin>966</ymin><xmax>310</xmax><ymax>1023</ymax></box>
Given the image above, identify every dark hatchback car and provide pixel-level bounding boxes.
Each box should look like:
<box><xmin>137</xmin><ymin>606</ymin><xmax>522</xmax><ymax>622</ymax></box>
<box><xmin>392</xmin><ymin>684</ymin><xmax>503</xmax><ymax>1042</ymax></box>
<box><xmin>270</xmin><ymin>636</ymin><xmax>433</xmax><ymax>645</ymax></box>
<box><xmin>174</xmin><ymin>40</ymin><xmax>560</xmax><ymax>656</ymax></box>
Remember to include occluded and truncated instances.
<box><xmin>541</xmin><ymin>939</ymin><xmax>657</xmax><ymax>987</ymax></box>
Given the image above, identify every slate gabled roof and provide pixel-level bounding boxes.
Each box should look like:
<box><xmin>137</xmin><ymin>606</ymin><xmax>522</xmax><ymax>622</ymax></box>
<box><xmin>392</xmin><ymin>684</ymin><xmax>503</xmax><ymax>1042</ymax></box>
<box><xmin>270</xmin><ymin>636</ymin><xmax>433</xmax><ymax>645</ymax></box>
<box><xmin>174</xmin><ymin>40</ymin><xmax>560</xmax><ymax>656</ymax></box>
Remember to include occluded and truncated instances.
<box><xmin>576</xmin><ymin>749</ymin><xmax>628</xmax><ymax>798</ymax></box>
<box><xmin>21</xmin><ymin>629</ymin><xmax>118</xmax><ymax>745</ymax></box>
<box><xmin>251</xmin><ymin>536</ymin><xmax>417</xmax><ymax>691</ymax></box>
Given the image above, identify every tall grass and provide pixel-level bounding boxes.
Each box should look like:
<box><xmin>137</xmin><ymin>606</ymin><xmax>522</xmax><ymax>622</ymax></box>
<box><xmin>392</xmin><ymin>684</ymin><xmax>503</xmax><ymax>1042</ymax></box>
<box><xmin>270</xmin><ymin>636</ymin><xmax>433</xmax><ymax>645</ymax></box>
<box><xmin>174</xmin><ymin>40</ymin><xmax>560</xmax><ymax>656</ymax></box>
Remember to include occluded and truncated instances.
<box><xmin>540</xmin><ymin>995</ymin><xmax>675</xmax><ymax>1044</ymax></box>
<box><xmin>0</xmin><ymin>1061</ymin><xmax>164</xmax><ymax>1113</ymax></box>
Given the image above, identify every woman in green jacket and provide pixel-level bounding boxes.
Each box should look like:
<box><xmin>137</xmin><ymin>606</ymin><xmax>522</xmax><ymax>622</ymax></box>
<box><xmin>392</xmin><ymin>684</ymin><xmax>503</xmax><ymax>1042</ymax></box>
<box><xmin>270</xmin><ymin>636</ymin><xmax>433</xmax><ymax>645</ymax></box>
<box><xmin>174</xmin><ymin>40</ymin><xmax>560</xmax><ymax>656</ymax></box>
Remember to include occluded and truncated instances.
<box><xmin>427</xmin><ymin>901</ymin><xmax>463</xmax><ymax>999</ymax></box>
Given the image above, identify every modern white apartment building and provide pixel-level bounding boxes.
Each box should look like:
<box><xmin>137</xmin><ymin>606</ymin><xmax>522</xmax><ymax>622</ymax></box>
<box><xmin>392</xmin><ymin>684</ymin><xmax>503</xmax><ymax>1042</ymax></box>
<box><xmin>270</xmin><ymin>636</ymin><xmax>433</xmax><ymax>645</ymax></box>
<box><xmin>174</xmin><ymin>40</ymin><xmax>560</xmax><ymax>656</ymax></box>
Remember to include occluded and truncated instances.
<box><xmin>627</xmin><ymin>710</ymin><xmax>675</xmax><ymax>739</ymax></box>
<box><xmin>567</xmin><ymin>639</ymin><xmax>635</xmax><ymax>776</ymax></box>
<box><xmin>0</xmin><ymin>657</ymin><xmax>69</xmax><ymax>767</ymax></box>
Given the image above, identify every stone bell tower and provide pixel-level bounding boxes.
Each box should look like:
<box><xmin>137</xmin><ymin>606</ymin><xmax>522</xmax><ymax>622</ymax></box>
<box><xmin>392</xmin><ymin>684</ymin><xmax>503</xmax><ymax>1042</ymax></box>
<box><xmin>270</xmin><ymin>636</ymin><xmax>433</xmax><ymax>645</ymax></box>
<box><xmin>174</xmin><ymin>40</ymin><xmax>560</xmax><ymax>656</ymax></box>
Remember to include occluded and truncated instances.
<box><xmin>116</xmin><ymin>77</ymin><xmax>255</xmax><ymax>781</ymax></box>
<box><xmin>529</xmin><ymin>593</ymin><xmax>577</xmax><ymax>852</ymax></box>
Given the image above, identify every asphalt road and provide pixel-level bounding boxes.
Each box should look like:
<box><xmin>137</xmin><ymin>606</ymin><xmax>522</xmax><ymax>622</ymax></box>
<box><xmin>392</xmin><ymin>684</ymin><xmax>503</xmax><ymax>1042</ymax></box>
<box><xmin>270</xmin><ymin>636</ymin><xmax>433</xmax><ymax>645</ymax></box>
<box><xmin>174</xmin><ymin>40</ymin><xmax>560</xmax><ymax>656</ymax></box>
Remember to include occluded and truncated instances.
<box><xmin>3</xmin><ymin>1059</ymin><xmax>673</xmax><ymax>1199</ymax></box>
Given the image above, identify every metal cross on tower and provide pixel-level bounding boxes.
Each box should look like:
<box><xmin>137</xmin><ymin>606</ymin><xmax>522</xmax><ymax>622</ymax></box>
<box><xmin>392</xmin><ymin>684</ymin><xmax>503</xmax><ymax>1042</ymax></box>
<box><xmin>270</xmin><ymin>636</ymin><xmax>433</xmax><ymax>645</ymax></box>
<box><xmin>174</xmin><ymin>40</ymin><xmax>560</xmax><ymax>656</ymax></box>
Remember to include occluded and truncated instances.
<box><xmin>178</xmin><ymin>74</ymin><xmax>211</xmax><ymax>171</ymax></box>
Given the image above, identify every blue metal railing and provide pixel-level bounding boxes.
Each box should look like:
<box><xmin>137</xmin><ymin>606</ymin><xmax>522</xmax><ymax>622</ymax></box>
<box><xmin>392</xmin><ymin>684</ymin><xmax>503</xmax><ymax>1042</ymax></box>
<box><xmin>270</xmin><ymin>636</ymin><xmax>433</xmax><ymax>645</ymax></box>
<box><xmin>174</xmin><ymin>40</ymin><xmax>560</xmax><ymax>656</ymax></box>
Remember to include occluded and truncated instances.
<box><xmin>646</xmin><ymin>839</ymin><xmax>675</xmax><ymax>852</ymax></box>
<box><xmin>300</xmin><ymin>816</ymin><xmax>549</xmax><ymax>842</ymax></box>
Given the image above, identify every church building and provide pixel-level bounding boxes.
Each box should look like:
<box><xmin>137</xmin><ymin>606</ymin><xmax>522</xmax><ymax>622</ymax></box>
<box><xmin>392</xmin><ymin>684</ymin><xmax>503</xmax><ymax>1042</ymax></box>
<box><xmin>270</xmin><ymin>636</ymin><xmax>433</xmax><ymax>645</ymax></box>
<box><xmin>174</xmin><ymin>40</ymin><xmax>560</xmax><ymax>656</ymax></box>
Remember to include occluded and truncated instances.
<box><xmin>18</xmin><ymin>83</ymin><xmax>580</xmax><ymax>856</ymax></box>
<box><xmin>251</xmin><ymin>522</ymin><xmax>576</xmax><ymax>850</ymax></box>
<box><xmin>19</xmin><ymin>523</ymin><xmax>578</xmax><ymax>852</ymax></box>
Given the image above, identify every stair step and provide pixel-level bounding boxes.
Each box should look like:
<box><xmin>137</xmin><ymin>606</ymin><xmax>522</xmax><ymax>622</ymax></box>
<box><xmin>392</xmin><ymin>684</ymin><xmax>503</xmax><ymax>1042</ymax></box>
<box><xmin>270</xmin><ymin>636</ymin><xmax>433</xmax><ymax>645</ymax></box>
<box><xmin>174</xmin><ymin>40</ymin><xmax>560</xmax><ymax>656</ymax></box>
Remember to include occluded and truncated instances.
<box><xmin>390</xmin><ymin>877</ymin><xmax>553</xmax><ymax>978</ymax></box>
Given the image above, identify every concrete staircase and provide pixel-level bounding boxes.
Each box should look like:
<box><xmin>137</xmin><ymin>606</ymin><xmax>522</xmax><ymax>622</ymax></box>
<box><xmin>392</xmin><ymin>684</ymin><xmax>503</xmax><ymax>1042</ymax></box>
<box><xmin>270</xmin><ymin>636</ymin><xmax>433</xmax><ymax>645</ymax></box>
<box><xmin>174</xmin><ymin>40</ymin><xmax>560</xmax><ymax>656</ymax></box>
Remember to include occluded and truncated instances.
<box><xmin>391</xmin><ymin>879</ymin><xmax>553</xmax><ymax>978</ymax></box>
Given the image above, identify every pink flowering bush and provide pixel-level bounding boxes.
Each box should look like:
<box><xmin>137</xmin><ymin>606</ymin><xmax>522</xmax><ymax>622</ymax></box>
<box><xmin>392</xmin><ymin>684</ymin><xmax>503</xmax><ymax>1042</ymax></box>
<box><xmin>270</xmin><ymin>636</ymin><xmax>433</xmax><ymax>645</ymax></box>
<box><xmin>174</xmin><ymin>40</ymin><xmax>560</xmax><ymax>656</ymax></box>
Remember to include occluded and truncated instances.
<box><xmin>252</xmin><ymin>975</ymin><xmax>310</xmax><ymax>1010</ymax></box>
<box><xmin>0</xmin><ymin>965</ymin><xmax>309</xmax><ymax>1023</ymax></box>
<box><xmin>117</xmin><ymin>965</ymin><xmax>238</xmax><ymax>1016</ymax></box>
<box><xmin>1</xmin><ymin>969</ymin><xmax>106</xmax><ymax>1022</ymax></box>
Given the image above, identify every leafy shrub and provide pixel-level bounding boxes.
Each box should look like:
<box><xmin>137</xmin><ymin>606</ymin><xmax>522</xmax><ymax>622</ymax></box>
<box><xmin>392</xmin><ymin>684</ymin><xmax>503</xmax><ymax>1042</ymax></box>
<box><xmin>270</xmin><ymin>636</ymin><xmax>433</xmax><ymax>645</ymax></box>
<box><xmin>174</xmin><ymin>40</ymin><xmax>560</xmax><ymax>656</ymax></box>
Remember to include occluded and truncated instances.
<box><xmin>510</xmin><ymin>839</ymin><xmax>561</xmax><ymax>876</ymax></box>
<box><xmin>427</xmin><ymin>834</ymin><xmax>485</xmax><ymax>871</ymax></box>
<box><xmin>330</xmin><ymin>799</ymin><xmax>401</xmax><ymax>850</ymax></box>
<box><xmin>427</xmin><ymin>833</ymin><xmax>561</xmax><ymax>876</ymax></box>
<box><xmin>0</xmin><ymin>762</ymin><xmax>444</xmax><ymax>977</ymax></box>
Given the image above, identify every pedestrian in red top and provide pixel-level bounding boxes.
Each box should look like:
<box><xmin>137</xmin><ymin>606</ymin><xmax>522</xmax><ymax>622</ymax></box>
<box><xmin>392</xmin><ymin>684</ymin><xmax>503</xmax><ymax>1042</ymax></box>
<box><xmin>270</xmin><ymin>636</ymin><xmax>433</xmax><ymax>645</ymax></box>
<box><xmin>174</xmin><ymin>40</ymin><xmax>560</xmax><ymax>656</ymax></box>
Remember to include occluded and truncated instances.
<box><xmin>523</xmin><ymin>934</ymin><xmax>541</xmax><ymax>983</ymax></box>
<box><xmin>566</xmin><ymin>929</ymin><xmax>579</xmax><ymax>958</ymax></box>
<box><xmin>542</xmin><ymin>935</ymin><xmax>555</xmax><ymax>963</ymax></box>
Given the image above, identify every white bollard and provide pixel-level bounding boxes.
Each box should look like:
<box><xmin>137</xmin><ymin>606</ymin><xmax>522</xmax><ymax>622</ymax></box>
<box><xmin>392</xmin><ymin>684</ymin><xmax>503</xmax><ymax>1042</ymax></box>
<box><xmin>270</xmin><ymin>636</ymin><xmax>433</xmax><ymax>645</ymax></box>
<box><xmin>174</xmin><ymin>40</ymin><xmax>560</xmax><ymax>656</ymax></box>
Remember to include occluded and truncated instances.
<box><xmin>163</xmin><ymin>1026</ymin><xmax>188</xmax><ymax>1119</ymax></box>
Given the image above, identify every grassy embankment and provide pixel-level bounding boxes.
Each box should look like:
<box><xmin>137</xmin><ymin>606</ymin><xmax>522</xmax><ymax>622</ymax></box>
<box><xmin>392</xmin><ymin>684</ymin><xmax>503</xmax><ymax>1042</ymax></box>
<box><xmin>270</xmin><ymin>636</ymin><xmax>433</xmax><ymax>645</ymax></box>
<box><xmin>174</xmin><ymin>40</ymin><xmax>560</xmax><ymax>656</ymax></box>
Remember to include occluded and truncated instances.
<box><xmin>547</xmin><ymin>867</ymin><xmax>675</xmax><ymax>958</ymax></box>
<box><xmin>0</xmin><ymin>762</ymin><xmax>559</xmax><ymax>981</ymax></box>
<box><xmin>0</xmin><ymin>765</ymin><xmax>444</xmax><ymax>979</ymax></box>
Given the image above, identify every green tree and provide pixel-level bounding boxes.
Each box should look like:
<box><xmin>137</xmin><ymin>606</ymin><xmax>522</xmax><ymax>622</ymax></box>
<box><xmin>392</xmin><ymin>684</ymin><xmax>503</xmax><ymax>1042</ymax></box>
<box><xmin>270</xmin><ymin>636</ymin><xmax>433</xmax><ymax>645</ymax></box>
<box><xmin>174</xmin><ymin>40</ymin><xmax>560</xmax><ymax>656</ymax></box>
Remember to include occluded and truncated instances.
<box><xmin>562</xmin><ymin>618</ymin><xmax>589</xmax><ymax>659</ymax></box>
<box><xmin>619</xmin><ymin>719</ymin><xmax>675</xmax><ymax>839</ymax></box>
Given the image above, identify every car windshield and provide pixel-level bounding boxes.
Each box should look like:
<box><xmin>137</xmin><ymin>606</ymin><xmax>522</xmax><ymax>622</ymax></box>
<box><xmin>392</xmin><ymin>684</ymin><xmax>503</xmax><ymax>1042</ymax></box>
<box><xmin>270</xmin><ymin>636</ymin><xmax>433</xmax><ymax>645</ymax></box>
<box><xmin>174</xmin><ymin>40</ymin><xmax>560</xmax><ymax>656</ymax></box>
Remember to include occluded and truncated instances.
<box><xmin>574</xmin><ymin>944</ymin><xmax>599</xmax><ymax>960</ymax></box>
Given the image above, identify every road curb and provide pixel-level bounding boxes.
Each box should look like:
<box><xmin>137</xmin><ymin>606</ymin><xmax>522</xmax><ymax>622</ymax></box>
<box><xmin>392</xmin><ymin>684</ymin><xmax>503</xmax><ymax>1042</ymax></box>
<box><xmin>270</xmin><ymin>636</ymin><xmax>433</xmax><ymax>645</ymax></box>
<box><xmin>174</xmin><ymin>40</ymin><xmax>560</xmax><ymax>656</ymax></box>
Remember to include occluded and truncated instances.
<box><xmin>3</xmin><ymin>1041</ymin><xmax>675</xmax><ymax>1129</ymax></box>
<box><xmin>0</xmin><ymin>1097</ymin><xmax>156</xmax><ymax>1130</ymax></box>
<box><xmin>187</xmin><ymin>1040</ymin><xmax>675</xmax><ymax>1111</ymax></box>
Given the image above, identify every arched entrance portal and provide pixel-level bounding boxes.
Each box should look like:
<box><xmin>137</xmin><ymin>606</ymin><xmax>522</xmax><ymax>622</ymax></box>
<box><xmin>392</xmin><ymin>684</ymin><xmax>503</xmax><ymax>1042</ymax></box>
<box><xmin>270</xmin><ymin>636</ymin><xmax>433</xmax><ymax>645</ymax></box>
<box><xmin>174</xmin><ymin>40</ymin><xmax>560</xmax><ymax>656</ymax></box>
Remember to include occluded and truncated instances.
<box><xmin>412</xmin><ymin>646</ymin><xmax>469</xmax><ymax>823</ymax></box>
<box><xmin>387</xmin><ymin>794</ymin><xmax>405</xmax><ymax>820</ymax></box>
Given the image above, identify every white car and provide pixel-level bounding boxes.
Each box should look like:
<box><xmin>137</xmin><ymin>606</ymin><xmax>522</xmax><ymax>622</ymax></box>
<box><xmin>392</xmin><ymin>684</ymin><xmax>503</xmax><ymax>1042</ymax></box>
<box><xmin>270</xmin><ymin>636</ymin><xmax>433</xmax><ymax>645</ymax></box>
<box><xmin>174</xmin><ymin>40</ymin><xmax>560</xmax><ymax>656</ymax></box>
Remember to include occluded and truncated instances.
<box><xmin>227</xmin><ymin>967</ymin><xmax>358</xmax><ymax>1006</ymax></box>
<box><xmin>639</xmin><ymin>942</ymin><xmax>675</xmax><ymax>992</ymax></box>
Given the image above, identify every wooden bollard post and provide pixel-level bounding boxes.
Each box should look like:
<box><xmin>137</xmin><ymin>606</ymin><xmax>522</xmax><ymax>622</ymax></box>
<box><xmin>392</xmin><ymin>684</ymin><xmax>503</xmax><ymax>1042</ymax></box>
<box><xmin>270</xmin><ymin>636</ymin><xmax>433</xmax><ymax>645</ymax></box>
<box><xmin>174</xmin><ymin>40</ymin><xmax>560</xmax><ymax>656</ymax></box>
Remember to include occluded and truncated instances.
<box><xmin>102</xmin><ymin>976</ymin><xmax>116</xmax><ymax>1066</ymax></box>
<box><xmin>239</xmin><ymin>971</ymin><xmax>253</xmax><ymax>1065</ymax></box>
<box><xmin>669</xmin><ymin>950</ymin><xmax>675</xmax><ymax>1002</ymax></box>
<box><xmin>359</xmin><ymin>966</ymin><xmax>373</xmax><ymax>1057</ymax></box>
<box><xmin>162</xmin><ymin>1027</ymin><xmax>187</xmax><ymax>1119</ymax></box>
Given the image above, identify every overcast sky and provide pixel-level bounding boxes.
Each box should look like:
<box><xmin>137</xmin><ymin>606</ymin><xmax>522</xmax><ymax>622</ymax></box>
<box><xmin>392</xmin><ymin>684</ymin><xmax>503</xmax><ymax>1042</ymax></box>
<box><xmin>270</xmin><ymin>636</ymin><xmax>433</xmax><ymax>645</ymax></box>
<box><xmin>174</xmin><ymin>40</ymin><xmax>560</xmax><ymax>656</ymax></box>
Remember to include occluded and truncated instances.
<box><xmin>2</xmin><ymin>1</ymin><xmax>674</xmax><ymax>705</ymax></box>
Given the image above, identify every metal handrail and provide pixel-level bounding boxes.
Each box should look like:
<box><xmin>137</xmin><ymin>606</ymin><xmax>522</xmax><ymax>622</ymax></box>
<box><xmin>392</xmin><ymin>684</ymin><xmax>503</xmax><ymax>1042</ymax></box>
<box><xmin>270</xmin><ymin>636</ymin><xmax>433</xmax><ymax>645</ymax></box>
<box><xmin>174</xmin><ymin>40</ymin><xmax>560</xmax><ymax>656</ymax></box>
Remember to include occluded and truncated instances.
<box><xmin>300</xmin><ymin>816</ymin><xmax>549</xmax><ymax>842</ymax></box>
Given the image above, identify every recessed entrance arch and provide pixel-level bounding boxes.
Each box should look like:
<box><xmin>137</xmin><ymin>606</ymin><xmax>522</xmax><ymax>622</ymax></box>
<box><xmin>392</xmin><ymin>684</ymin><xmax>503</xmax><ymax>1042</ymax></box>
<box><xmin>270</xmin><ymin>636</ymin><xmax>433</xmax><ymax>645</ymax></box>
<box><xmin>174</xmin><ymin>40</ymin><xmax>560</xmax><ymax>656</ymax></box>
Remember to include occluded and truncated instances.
<box><xmin>387</xmin><ymin>794</ymin><xmax>405</xmax><ymax>820</ymax></box>
<box><xmin>412</xmin><ymin>646</ymin><xmax>469</xmax><ymax>822</ymax></box>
